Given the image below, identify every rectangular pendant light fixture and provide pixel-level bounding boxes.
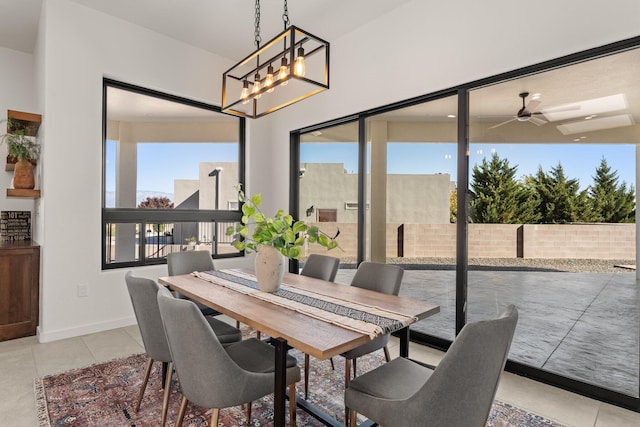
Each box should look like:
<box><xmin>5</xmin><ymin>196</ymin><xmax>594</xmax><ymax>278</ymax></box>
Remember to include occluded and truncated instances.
<box><xmin>222</xmin><ymin>25</ymin><xmax>330</xmax><ymax>119</ymax></box>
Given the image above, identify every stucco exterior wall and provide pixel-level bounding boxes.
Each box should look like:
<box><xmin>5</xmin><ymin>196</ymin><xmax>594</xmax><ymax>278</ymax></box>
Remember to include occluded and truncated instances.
<box><xmin>299</xmin><ymin>162</ymin><xmax>453</xmax><ymax>224</ymax></box>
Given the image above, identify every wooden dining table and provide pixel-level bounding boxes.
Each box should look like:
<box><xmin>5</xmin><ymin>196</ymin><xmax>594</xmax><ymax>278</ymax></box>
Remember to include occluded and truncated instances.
<box><xmin>159</xmin><ymin>268</ymin><xmax>439</xmax><ymax>427</ymax></box>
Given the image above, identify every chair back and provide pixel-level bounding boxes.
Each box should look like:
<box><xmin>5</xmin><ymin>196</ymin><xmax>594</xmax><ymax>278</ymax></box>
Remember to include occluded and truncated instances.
<box><xmin>350</xmin><ymin>262</ymin><xmax>404</xmax><ymax>296</ymax></box>
<box><xmin>413</xmin><ymin>305</ymin><xmax>518</xmax><ymax>426</ymax></box>
<box><xmin>125</xmin><ymin>272</ymin><xmax>171</xmax><ymax>363</ymax></box>
<box><xmin>157</xmin><ymin>292</ymin><xmax>270</xmax><ymax>409</ymax></box>
<box><xmin>167</xmin><ymin>250</ymin><xmax>215</xmax><ymax>276</ymax></box>
<box><xmin>300</xmin><ymin>254</ymin><xmax>340</xmax><ymax>282</ymax></box>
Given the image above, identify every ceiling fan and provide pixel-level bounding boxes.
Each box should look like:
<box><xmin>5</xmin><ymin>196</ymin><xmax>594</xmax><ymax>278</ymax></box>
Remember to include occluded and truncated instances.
<box><xmin>489</xmin><ymin>92</ymin><xmax>547</xmax><ymax>129</ymax></box>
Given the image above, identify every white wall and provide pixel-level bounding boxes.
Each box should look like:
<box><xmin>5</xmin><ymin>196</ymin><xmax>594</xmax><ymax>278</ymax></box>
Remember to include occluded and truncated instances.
<box><xmin>36</xmin><ymin>0</ymin><xmax>234</xmax><ymax>341</ymax></box>
<box><xmin>254</xmin><ymin>0</ymin><xmax>640</xmax><ymax>211</ymax></box>
<box><xmin>0</xmin><ymin>47</ymin><xmax>38</xmax><ymax>214</ymax></box>
<box><xmin>33</xmin><ymin>0</ymin><xmax>640</xmax><ymax>341</ymax></box>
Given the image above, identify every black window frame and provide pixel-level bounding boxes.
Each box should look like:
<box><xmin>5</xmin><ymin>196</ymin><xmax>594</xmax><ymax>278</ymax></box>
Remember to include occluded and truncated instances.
<box><xmin>101</xmin><ymin>78</ymin><xmax>245</xmax><ymax>270</ymax></box>
<box><xmin>290</xmin><ymin>35</ymin><xmax>640</xmax><ymax>412</ymax></box>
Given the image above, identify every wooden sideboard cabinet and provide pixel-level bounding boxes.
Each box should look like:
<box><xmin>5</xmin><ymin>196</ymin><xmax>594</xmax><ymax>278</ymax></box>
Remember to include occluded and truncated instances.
<box><xmin>0</xmin><ymin>240</ymin><xmax>40</xmax><ymax>341</ymax></box>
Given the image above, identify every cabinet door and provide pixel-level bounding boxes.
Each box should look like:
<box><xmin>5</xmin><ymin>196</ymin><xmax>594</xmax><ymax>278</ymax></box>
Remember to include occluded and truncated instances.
<box><xmin>0</xmin><ymin>247</ymin><xmax>40</xmax><ymax>340</ymax></box>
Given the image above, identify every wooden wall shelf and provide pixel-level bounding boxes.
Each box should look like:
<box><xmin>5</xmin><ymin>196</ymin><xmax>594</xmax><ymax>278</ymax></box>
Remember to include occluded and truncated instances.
<box><xmin>7</xmin><ymin>110</ymin><xmax>41</xmax><ymax>136</ymax></box>
<box><xmin>6</xmin><ymin>189</ymin><xmax>40</xmax><ymax>198</ymax></box>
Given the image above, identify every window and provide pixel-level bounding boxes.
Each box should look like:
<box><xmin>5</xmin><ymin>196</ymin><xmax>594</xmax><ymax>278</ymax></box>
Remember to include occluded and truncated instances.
<box><xmin>102</xmin><ymin>79</ymin><xmax>245</xmax><ymax>269</ymax></box>
<box><xmin>345</xmin><ymin>202</ymin><xmax>369</xmax><ymax>210</ymax></box>
<box><xmin>317</xmin><ymin>209</ymin><xmax>337</xmax><ymax>222</ymax></box>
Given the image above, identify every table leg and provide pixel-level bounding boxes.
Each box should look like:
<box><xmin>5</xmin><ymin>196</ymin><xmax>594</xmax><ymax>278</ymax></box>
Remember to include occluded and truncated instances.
<box><xmin>399</xmin><ymin>326</ymin><xmax>410</xmax><ymax>358</ymax></box>
<box><xmin>273</xmin><ymin>337</ymin><xmax>288</xmax><ymax>427</ymax></box>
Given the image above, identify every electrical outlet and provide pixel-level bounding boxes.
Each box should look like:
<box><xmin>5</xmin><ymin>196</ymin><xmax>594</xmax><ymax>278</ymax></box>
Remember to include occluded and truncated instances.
<box><xmin>77</xmin><ymin>284</ymin><xmax>89</xmax><ymax>297</ymax></box>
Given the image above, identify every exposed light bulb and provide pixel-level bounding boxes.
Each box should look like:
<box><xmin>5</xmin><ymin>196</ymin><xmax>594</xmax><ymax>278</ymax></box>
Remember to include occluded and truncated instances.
<box><xmin>240</xmin><ymin>80</ymin><xmax>250</xmax><ymax>104</ymax></box>
<box><xmin>294</xmin><ymin>46</ymin><xmax>306</xmax><ymax>77</ymax></box>
<box><xmin>278</xmin><ymin>57</ymin><xmax>289</xmax><ymax>86</ymax></box>
<box><xmin>265</xmin><ymin>64</ymin><xmax>275</xmax><ymax>93</ymax></box>
<box><xmin>252</xmin><ymin>73</ymin><xmax>261</xmax><ymax>99</ymax></box>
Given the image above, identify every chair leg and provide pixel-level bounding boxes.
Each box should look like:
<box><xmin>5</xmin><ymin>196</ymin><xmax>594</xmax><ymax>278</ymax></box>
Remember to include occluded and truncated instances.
<box><xmin>135</xmin><ymin>358</ymin><xmax>154</xmax><ymax>412</ymax></box>
<box><xmin>161</xmin><ymin>361</ymin><xmax>168</xmax><ymax>389</ymax></box>
<box><xmin>288</xmin><ymin>384</ymin><xmax>297</xmax><ymax>427</ymax></box>
<box><xmin>344</xmin><ymin>358</ymin><xmax>352</xmax><ymax>425</ymax></box>
<box><xmin>349</xmin><ymin>408</ymin><xmax>358</xmax><ymax>426</ymax></box>
<box><xmin>246</xmin><ymin>401</ymin><xmax>252</xmax><ymax>423</ymax></box>
<box><xmin>257</xmin><ymin>331</ymin><xmax>261</xmax><ymax>339</ymax></box>
<box><xmin>161</xmin><ymin>362</ymin><xmax>173</xmax><ymax>427</ymax></box>
<box><xmin>211</xmin><ymin>408</ymin><xmax>219</xmax><ymax>426</ymax></box>
<box><xmin>304</xmin><ymin>353</ymin><xmax>310</xmax><ymax>399</ymax></box>
<box><xmin>353</xmin><ymin>357</ymin><xmax>357</xmax><ymax>378</ymax></box>
<box><xmin>383</xmin><ymin>345</ymin><xmax>391</xmax><ymax>362</ymax></box>
<box><xmin>330</xmin><ymin>357</ymin><xmax>335</xmax><ymax>370</ymax></box>
<box><xmin>176</xmin><ymin>396</ymin><xmax>189</xmax><ymax>427</ymax></box>
<box><xmin>236</xmin><ymin>320</ymin><xmax>240</xmax><ymax>328</ymax></box>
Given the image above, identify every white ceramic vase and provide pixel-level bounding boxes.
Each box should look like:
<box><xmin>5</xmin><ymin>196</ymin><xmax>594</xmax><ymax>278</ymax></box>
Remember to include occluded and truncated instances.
<box><xmin>254</xmin><ymin>245</ymin><xmax>286</xmax><ymax>293</ymax></box>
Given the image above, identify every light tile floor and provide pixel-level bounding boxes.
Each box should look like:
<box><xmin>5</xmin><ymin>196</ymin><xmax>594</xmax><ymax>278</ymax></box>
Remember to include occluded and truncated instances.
<box><xmin>1</xmin><ymin>323</ymin><xmax>639</xmax><ymax>427</ymax></box>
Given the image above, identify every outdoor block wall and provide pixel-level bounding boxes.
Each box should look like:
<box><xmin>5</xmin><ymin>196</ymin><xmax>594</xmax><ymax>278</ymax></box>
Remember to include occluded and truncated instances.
<box><xmin>521</xmin><ymin>224</ymin><xmax>635</xmax><ymax>259</ymax></box>
<box><xmin>306</xmin><ymin>222</ymin><xmax>636</xmax><ymax>260</ymax></box>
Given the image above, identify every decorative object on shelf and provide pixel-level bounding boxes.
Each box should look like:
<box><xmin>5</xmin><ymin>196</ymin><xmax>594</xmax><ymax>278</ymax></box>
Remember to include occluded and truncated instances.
<box><xmin>0</xmin><ymin>210</ymin><xmax>31</xmax><ymax>242</ymax></box>
<box><xmin>221</xmin><ymin>0</ymin><xmax>330</xmax><ymax>119</ymax></box>
<box><xmin>1</xmin><ymin>113</ymin><xmax>41</xmax><ymax>190</ymax></box>
<box><xmin>226</xmin><ymin>189</ymin><xmax>339</xmax><ymax>292</ymax></box>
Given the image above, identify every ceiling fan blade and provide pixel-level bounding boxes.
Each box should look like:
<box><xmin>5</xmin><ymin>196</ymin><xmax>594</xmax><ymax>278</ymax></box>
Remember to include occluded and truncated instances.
<box><xmin>525</xmin><ymin>99</ymin><xmax>541</xmax><ymax>113</ymax></box>
<box><xmin>529</xmin><ymin>116</ymin><xmax>547</xmax><ymax>126</ymax></box>
<box><xmin>489</xmin><ymin>117</ymin><xmax>516</xmax><ymax>129</ymax></box>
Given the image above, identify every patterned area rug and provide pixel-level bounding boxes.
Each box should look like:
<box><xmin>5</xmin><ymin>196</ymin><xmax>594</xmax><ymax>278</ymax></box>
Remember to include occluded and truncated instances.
<box><xmin>35</xmin><ymin>349</ymin><xmax>565</xmax><ymax>427</ymax></box>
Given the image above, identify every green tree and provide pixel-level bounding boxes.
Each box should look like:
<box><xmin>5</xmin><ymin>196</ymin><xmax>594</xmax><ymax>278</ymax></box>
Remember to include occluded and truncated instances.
<box><xmin>526</xmin><ymin>163</ymin><xmax>589</xmax><ymax>223</ymax></box>
<box><xmin>469</xmin><ymin>153</ymin><xmax>539</xmax><ymax>223</ymax></box>
<box><xmin>449</xmin><ymin>188</ymin><xmax>457</xmax><ymax>223</ymax></box>
<box><xmin>588</xmin><ymin>158</ymin><xmax>635</xmax><ymax>223</ymax></box>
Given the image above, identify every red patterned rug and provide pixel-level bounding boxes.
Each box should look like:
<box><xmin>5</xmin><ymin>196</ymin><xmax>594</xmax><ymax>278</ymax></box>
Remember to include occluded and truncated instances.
<box><xmin>35</xmin><ymin>350</ymin><xmax>565</xmax><ymax>426</ymax></box>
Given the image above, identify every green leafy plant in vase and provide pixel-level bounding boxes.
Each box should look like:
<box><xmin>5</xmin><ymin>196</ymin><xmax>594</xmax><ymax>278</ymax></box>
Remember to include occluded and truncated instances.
<box><xmin>226</xmin><ymin>189</ymin><xmax>339</xmax><ymax>292</ymax></box>
<box><xmin>1</xmin><ymin>118</ymin><xmax>41</xmax><ymax>189</ymax></box>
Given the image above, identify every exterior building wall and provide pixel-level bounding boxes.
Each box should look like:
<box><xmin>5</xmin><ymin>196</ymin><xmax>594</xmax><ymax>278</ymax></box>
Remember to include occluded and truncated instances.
<box><xmin>298</xmin><ymin>162</ymin><xmax>453</xmax><ymax>224</ymax></box>
<box><xmin>198</xmin><ymin>162</ymin><xmax>240</xmax><ymax>210</ymax></box>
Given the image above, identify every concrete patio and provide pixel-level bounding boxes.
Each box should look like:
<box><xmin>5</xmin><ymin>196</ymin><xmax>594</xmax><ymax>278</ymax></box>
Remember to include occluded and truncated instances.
<box><xmin>334</xmin><ymin>268</ymin><xmax>639</xmax><ymax>398</ymax></box>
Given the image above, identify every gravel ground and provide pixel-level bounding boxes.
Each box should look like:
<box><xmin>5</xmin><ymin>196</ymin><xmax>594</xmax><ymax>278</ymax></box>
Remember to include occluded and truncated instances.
<box><xmin>335</xmin><ymin>257</ymin><xmax>636</xmax><ymax>273</ymax></box>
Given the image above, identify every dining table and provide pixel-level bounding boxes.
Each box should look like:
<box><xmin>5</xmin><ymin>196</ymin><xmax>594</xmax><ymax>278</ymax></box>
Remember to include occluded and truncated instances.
<box><xmin>158</xmin><ymin>267</ymin><xmax>439</xmax><ymax>427</ymax></box>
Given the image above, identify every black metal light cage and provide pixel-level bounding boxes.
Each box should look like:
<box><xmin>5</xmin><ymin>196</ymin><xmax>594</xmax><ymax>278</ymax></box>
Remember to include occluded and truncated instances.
<box><xmin>222</xmin><ymin>25</ymin><xmax>330</xmax><ymax>119</ymax></box>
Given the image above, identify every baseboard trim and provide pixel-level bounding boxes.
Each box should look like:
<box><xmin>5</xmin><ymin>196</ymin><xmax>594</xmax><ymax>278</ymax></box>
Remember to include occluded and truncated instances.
<box><xmin>36</xmin><ymin>316</ymin><xmax>137</xmax><ymax>343</ymax></box>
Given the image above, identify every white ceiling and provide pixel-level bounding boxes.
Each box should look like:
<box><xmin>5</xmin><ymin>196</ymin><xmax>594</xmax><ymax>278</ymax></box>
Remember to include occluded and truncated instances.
<box><xmin>0</xmin><ymin>0</ymin><xmax>410</xmax><ymax>59</ymax></box>
<box><xmin>2</xmin><ymin>0</ymin><xmax>638</xmax><ymax>140</ymax></box>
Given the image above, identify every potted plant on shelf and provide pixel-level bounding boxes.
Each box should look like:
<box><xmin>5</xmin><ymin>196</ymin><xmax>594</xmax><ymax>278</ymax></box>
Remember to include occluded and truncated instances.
<box><xmin>226</xmin><ymin>189</ymin><xmax>339</xmax><ymax>292</ymax></box>
<box><xmin>1</xmin><ymin>118</ymin><xmax>41</xmax><ymax>189</ymax></box>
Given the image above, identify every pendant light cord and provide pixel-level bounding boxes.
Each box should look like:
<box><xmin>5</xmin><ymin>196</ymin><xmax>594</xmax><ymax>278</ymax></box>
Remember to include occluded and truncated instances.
<box><xmin>254</xmin><ymin>0</ymin><xmax>261</xmax><ymax>49</ymax></box>
<box><xmin>282</xmin><ymin>0</ymin><xmax>290</xmax><ymax>30</ymax></box>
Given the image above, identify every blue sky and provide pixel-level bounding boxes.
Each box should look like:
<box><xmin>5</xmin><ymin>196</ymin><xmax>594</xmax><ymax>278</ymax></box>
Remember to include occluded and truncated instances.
<box><xmin>106</xmin><ymin>141</ymin><xmax>636</xmax><ymax>197</ymax></box>
<box><xmin>105</xmin><ymin>141</ymin><xmax>238</xmax><ymax>195</ymax></box>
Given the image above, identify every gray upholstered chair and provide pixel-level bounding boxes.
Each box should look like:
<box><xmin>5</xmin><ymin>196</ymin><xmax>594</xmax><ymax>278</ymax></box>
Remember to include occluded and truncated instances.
<box><xmin>299</xmin><ymin>254</ymin><xmax>340</xmax><ymax>399</ymax></box>
<box><xmin>125</xmin><ymin>272</ymin><xmax>242</xmax><ymax>426</ymax></box>
<box><xmin>167</xmin><ymin>250</ymin><xmax>220</xmax><ymax>317</ymax></box>
<box><xmin>157</xmin><ymin>290</ymin><xmax>301</xmax><ymax>427</ymax></box>
<box><xmin>300</xmin><ymin>254</ymin><xmax>340</xmax><ymax>282</ymax></box>
<box><xmin>341</xmin><ymin>262</ymin><xmax>404</xmax><ymax>387</ymax></box>
<box><xmin>344</xmin><ymin>304</ymin><xmax>519</xmax><ymax>427</ymax></box>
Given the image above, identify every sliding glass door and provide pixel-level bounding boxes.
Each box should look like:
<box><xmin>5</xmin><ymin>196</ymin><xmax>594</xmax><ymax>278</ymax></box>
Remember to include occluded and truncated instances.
<box><xmin>468</xmin><ymin>47</ymin><xmax>639</xmax><ymax>401</ymax></box>
<box><xmin>291</xmin><ymin>37</ymin><xmax>640</xmax><ymax>410</ymax></box>
<box><xmin>363</xmin><ymin>96</ymin><xmax>459</xmax><ymax>341</ymax></box>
